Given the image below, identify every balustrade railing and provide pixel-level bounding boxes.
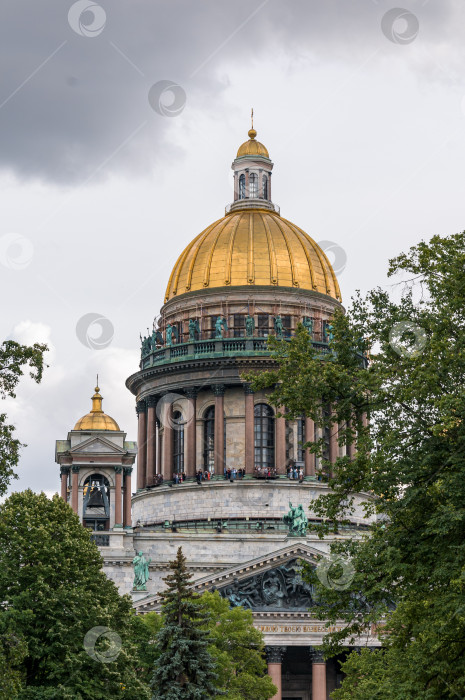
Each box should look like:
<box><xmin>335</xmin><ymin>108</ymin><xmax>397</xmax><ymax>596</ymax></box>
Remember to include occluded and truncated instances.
<box><xmin>140</xmin><ymin>335</ymin><xmax>339</xmax><ymax>368</ymax></box>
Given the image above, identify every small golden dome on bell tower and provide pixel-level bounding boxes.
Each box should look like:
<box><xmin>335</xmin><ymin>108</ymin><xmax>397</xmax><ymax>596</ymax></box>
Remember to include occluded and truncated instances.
<box><xmin>73</xmin><ymin>381</ymin><xmax>120</xmax><ymax>431</ymax></box>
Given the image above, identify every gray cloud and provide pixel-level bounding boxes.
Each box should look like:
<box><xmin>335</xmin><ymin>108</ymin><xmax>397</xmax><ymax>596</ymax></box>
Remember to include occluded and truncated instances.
<box><xmin>0</xmin><ymin>0</ymin><xmax>460</xmax><ymax>183</ymax></box>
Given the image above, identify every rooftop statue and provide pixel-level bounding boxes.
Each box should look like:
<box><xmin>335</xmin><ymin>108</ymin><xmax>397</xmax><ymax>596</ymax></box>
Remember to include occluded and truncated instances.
<box><xmin>324</xmin><ymin>323</ymin><xmax>335</xmax><ymax>344</ymax></box>
<box><xmin>245</xmin><ymin>315</ymin><xmax>255</xmax><ymax>337</ymax></box>
<box><xmin>284</xmin><ymin>502</ymin><xmax>308</xmax><ymax>537</ymax></box>
<box><xmin>133</xmin><ymin>551</ymin><xmax>151</xmax><ymax>591</ymax></box>
<box><xmin>215</xmin><ymin>316</ymin><xmax>228</xmax><ymax>338</ymax></box>
<box><xmin>188</xmin><ymin>318</ymin><xmax>199</xmax><ymax>341</ymax></box>
<box><xmin>274</xmin><ymin>315</ymin><xmax>283</xmax><ymax>338</ymax></box>
<box><xmin>166</xmin><ymin>324</ymin><xmax>178</xmax><ymax>346</ymax></box>
<box><xmin>302</xmin><ymin>317</ymin><xmax>313</xmax><ymax>335</ymax></box>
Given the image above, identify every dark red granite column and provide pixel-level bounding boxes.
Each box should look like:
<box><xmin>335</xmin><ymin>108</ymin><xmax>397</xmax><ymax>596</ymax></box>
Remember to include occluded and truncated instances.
<box><xmin>136</xmin><ymin>400</ymin><xmax>147</xmax><ymax>490</ymax></box>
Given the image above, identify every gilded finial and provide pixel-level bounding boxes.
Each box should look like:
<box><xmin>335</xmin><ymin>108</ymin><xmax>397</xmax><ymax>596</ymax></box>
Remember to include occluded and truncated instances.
<box><xmin>248</xmin><ymin>108</ymin><xmax>257</xmax><ymax>140</ymax></box>
<box><xmin>96</xmin><ymin>373</ymin><xmax>99</xmax><ymax>392</ymax></box>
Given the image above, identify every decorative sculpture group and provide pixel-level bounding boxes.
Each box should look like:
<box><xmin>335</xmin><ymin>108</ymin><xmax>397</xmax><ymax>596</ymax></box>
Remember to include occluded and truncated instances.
<box><xmin>140</xmin><ymin>314</ymin><xmax>328</xmax><ymax>359</ymax></box>
<box><xmin>283</xmin><ymin>502</ymin><xmax>308</xmax><ymax>537</ymax></box>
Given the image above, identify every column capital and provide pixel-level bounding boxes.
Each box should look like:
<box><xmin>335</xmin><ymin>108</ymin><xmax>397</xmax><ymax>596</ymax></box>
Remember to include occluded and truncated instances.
<box><xmin>123</xmin><ymin>466</ymin><xmax>133</xmax><ymax>476</ymax></box>
<box><xmin>185</xmin><ymin>387</ymin><xmax>198</xmax><ymax>399</ymax></box>
<box><xmin>71</xmin><ymin>465</ymin><xmax>80</xmax><ymax>474</ymax></box>
<box><xmin>265</xmin><ymin>646</ymin><xmax>286</xmax><ymax>664</ymax></box>
<box><xmin>243</xmin><ymin>383</ymin><xmax>255</xmax><ymax>395</ymax></box>
<box><xmin>60</xmin><ymin>466</ymin><xmax>70</xmax><ymax>476</ymax></box>
<box><xmin>309</xmin><ymin>646</ymin><xmax>325</xmax><ymax>663</ymax></box>
<box><xmin>114</xmin><ymin>466</ymin><xmax>123</xmax><ymax>474</ymax></box>
<box><xmin>136</xmin><ymin>399</ymin><xmax>147</xmax><ymax>414</ymax></box>
<box><xmin>212</xmin><ymin>384</ymin><xmax>226</xmax><ymax>396</ymax></box>
<box><xmin>146</xmin><ymin>395</ymin><xmax>158</xmax><ymax>408</ymax></box>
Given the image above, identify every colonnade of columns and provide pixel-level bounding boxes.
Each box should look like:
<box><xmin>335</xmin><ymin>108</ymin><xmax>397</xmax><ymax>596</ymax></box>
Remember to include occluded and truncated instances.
<box><xmin>61</xmin><ymin>464</ymin><xmax>133</xmax><ymax>528</ymax></box>
<box><xmin>135</xmin><ymin>385</ymin><xmax>363</xmax><ymax>489</ymax></box>
<box><xmin>265</xmin><ymin>646</ymin><xmax>327</xmax><ymax>700</ymax></box>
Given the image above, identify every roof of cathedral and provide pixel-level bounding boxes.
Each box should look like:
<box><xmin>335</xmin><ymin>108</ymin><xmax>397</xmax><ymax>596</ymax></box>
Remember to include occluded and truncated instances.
<box><xmin>73</xmin><ymin>385</ymin><xmax>120</xmax><ymax>431</ymax></box>
<box><xmin>164</xmin><ymin>209</ymin><xmax>341</xmax><ymax>302</ymax></box>
<box><xmin>236</xmin><ymin>128</ymin><xmax>270</xmax><ymax>158</ymax></box>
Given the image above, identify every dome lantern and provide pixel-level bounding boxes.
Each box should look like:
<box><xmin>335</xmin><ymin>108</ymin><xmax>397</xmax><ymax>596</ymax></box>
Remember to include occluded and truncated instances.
<box><xmin>229</xmin><ymin>111</ymin><xmax>276</xmax><ymax>214</ymax></box>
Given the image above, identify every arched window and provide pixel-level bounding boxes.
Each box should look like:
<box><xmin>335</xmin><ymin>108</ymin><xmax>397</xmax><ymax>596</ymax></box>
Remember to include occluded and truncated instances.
<box><xmin>239</xmin><ymin>173</ymin><xmax>246</xmax><ymax>199</ymax></box>
<box><xmin>83</xmin><ymin>474</ymin><xmax>110</xmax><ymax>542</ymax></box>
<box><xmin>203</xmin><ymin>406</ymin><xmax>215</xmax><ymax>471</ymax></box>
<box><xmin>173</xmin><ymin>411</ymin><xmax>184</xmax><ymax>474</ymax></box>
<box><xmin>263</xmin><ymin>175</ymin><xmax>268</xmax><ymax>200</ymax></box>
<box><xmin>249</xmin><ymin>173</ymin><xmax>258</xmax><ymax>198</ymax></box>
<box><xmin>254</xmin><ymin>404</ymin><xmax>275</xmax><ymax>469</ymax></box>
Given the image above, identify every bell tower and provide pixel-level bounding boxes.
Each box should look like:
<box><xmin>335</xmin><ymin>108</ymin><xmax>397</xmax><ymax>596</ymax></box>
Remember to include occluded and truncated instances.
<box><xmin>55</xmin><ymin>383</ymin><xmax>137</xmax><ymax>548</ymax></box>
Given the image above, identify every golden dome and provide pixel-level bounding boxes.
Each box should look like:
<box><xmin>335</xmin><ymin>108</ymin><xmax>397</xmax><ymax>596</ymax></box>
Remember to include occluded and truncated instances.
<box><xmin>165</xmin><ymin>209</ymin><xmax>341</xmax><ymax>302</ymax></box>
<box><xmin>73</xmin><ymin>386</ymin><xmax>120</xmax><ymax>431</ymax></box>
<box><xmin>236</xmin><ymin>128</ymin><xmax>269</xmax><ymax>158</ymax></box>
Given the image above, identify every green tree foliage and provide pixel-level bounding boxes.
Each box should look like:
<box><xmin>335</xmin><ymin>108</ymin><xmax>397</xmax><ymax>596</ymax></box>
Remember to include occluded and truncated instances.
<box><xmin>248</xmin><ymin>232</ymin><xmax>465</xmax><ymax>698</ymax></box>
<box><xmin>0</xmin><ymin>490</ymin><xmax>150</xmax><ymax>700</ymax></box>
<box><xmin>151</xmin><ymin>547</ymin><xmax>219</xmax><ymax>699</ymax></box>
<box><xmin>0</xmin><ymin>612</ymin><xmax>27</xmax><ymax>700</ymax></box>
<box><xmin>201</xmin><ymin>591</ymin><xmax>276</xmax><ymax>700</ymax></box>
<box><xmin>139</xmin><ymin>592</ymin><xmax>276</xmax><ymax>700</ymax></box>
<box><xmin>0</xmin><ymin>340</ymin><xmax>47</xmax><ymax>495</ymax></box>
<box><xmin>131</xmin><ymin>612</ymin><xmax>163</xmax><ymax>687</ymax></box>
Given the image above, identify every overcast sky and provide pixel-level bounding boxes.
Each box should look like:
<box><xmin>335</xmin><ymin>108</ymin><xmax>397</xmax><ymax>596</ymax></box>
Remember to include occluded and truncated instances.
<box><xmin>2</xmin><ymin>0</ymin><xmax>465</xmax><ymax>497</ymax></box>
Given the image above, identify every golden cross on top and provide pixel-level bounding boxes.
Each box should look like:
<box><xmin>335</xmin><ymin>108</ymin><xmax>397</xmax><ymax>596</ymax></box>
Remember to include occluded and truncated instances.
<box><xmin>251</xmin><ymin>108</ymin><xmax>254</xmax><ymax>129</ymax></box>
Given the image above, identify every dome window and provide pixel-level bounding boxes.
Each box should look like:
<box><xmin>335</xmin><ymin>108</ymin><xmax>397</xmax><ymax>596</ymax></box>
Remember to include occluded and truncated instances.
<box><xmin>239</xmin><ymin>173</ymin><xmax>246</xmax><ymax>200</ymax></box>
<box><xmin>203</xmin><ymin>406</ymin><xmax>215</xmax><ymax>471</ymax></box>
<box><xmin>173</xmin><ymin>411</ymin><xmax>184</xmax><ymax>474</ymax></box>
<box><xmin>263</xmin><ymin>175</ymin><xmax>268</xmax><ymax>200</ymax></box>
<box><xmin>254</xmin><ymin>404</ymin><xmax>275</xmax><ymax>470</ymax></box>
<box><xmin>249</xmin><ymin>173</ymin><xmax>258</xmax><ymax>198</ymax></box>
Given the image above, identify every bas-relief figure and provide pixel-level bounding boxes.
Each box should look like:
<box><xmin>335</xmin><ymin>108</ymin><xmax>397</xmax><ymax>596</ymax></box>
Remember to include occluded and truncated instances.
<box><xmin>219</xmin><ymin>559</ymin><xmax>315</xmax><ymax>611</ymax></box>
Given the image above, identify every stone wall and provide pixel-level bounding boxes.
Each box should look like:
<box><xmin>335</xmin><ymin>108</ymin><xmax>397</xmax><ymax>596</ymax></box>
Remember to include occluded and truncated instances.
<box><xmin>132</xmin><ymin>480</ymin><xmax>371</xmax><ymax>527</ymax></box>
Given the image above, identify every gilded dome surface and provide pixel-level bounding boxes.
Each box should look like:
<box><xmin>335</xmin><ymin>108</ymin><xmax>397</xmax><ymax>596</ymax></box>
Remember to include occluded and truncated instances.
<box><xmin>236</xmin><ymin>128</ymin><xmax>269</xmax><ymax>158</ymax></box>
<box><xmin>165</xmin><ymin>210</ymin><xmax>341</xmax><ymax>302</ymax></box>
<box><xmin>74</xmin><ymin>386</ymin><xmax>120</xmax><ymax>431</ymax></box>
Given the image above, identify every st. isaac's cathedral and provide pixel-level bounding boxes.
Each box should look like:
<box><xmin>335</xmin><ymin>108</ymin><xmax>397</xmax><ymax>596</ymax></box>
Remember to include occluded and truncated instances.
<box><xmin>55</xmin><ymin>125</ymin><xmax>379</xmax><ymax>699</ymax></box>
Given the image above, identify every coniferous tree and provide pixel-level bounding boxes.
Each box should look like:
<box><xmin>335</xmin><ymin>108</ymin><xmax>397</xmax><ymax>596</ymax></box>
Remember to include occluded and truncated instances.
<box><xmin>151</xmin><ymin>547</ymin><xmax>218</xmax><ymax>700</ymax></box>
